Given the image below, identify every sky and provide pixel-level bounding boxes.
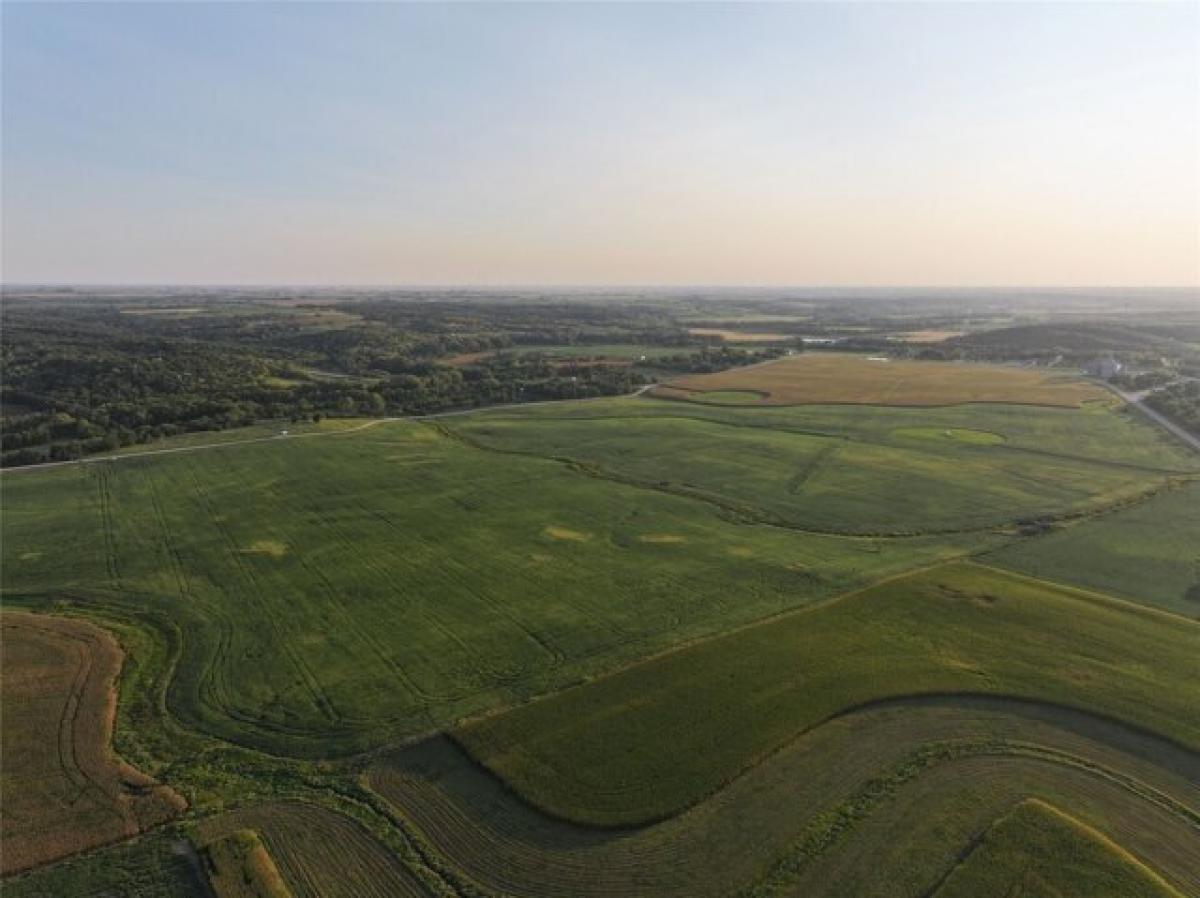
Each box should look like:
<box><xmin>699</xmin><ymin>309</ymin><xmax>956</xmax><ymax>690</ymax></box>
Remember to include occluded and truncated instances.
<box><xmin>2</xmin><ymin>2</ymin><xmax>1198</xmax><ymax>287</ymax></box>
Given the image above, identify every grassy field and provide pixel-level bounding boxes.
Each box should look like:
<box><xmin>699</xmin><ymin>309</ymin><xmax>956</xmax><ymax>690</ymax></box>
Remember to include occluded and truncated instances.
<box><xmin>201</xmin><ymin>830</ymin><xmax>292</xmax><ymax>898</ymax></box>
<box><xmin>988</xmin><ymin>481</ymin><xmax>1200</xmax><ymax>617</ymax></box>
<box><xmin>468</xmin><ymin>394</ymin><xmax>1196</xmax><ymax>470</ymax></box>
<box><xmin>370</xmin><ymin>697</ymin><xmax>1199</xmax><ymax>897</ymax></box>
<box><xmin>652</xmin><ymin>354</ymin><xmax>1110</xmax><ymax>407</ymax></box>
<box><xmin>3</xmin><ymin>831</ymin><xmax>211</xmax><ymax>898</ymax></box>
<box><xmin>0</xmin><ymin>613</ymin><xmax>184</xmax><ymax>874</ymax></box>
<box><xmin>445</xmin><ymin>398</ymin><xmax>1193</xmax><ymax>536</ymax></box>
<box><xmin>930</xmin><ymin>799</ymin><xmax>1182</xmax><ymax>898</ymax></box>
<box><xmin>456</xmin><ymin>563</ymin><xmax>1200</xmax><ymax>825</ymax></box>
<box><xmin>3</xmin><ymin>371</ymin><xmax>1198</xmax><ymax>894</ymax></box>
<box><xmin>1</xmin><ymin>420</ymin><xmax>988</xmax><ymax>757</ymax></box>
<box><xmin>771</xmin><ymin>752</ymin><xmax>1198</xmax><ymax>898</ymax></box>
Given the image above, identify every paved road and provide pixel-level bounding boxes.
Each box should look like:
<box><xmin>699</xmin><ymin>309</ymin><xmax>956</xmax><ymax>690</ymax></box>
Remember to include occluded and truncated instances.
<box><xmin>1105</xmin><ymin>383</ymin><xmax>1200</xmax><ymax>453</ymax></box>
<box><xmin>0</xmin><ymin>384</ymin><xmax>660</xmax><ymax>475</ymax></box>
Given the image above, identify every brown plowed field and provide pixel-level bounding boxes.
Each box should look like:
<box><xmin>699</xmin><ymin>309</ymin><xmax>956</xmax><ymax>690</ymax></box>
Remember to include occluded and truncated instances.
<box><xmin>652</xmin><ymin>354</ymin><xmax>1109</xmax><ymax>407</ymax></box>
<box><xmin>0</xmin><ymin>612</ymin><xmax>185</xmax><ymax>874</ymax></box>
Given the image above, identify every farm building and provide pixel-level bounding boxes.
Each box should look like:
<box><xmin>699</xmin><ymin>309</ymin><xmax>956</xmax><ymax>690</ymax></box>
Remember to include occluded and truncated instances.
<box><xmin>1085</xmin><ymin>357</ymin><xmax>1124</xmax><ymax>379</ymax></box>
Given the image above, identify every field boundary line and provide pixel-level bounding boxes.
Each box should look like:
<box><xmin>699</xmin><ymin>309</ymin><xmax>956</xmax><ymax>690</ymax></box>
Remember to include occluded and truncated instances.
<box><xmin>0</xmin><ymin>385</ymin><xmax>661</xmax><ymax>475</ymax></box>
<box><xmin>966</xmin><ymin>560</ymin><xmax>1200</xmax><ymax>628</ymax></box>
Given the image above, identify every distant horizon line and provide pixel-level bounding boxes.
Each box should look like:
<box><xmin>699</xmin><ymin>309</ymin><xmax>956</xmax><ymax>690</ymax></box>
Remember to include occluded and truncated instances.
<box><xmin>4</xmin><ymin>283</ymin><xmax>1198</xmax><ymax>292</ymax></box>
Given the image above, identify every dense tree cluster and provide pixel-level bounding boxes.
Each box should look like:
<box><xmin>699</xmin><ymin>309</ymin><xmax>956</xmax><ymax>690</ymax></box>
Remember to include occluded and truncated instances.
<box><xmin>1109</xmin><ymin>371</ymin><xmax>1174</xmax><ymax>391</ymax></box>
<box><xmin>0</xmin><ymin>297</ymin><xmax>728</xmax><ymax>467</ymax></box>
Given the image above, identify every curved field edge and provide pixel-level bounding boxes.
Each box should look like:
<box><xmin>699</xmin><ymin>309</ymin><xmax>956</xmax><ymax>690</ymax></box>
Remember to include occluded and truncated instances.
<box><xmin>436</xmin><ymin>405</ymin><xmax>1198</xmax><ymax>539</ymax></box>
<box><xmin>0</xmin><ymin>611</ymin><xmax>186</xmax><ymax>875</ymax></box>
<box><xmin>454</xmin><ymin>562</ymin><xmax>1200</xmax><ymax>826</ymax></box>
<box><xmin>366</xmin><ymin>696</ymin><xmax>1200</xmax><ymax>898</ymax></box>
<box><xmin>0</xmin><ymin>597</ymin><xmax>462</xmax><ymax>898</ymax></box>
<box><xmin>928</xmin><ymin>798</ymin><xmax>1184</xmax><ymax>898</ymax></box>
<box><xmin>0</xmin><ymin>427</ymin><xmax>1006</xmax><ymax>759</ymax></box>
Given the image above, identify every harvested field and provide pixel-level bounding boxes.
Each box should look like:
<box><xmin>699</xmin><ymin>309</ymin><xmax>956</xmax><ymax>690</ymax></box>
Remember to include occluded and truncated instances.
<box><xmin>370</xmin><ymin>696</ymin><xmax>1199</xmax><ymax>898</ymax></box>
<box><xmin>455</xmin><ymin>563</ymin><xmax>1200</xmax><ymax>826</ymax></box>
<box><xmin>652</xmin><ymin>354</ymin><xmax>1109</xmax><ymax>407</ymax></box>
<box><xmin>890</xmin><ymin>329</ymin><xmax>965</xmax><ymax>343</ymax></box>
<box><xmin>0</xmin><ymin>612</ymin><xmax>185</xmax><ymax>874</ymax></box>
<box><xmin>442</xmin><ymin>350</ymin><xmax>496</xmax><ymax>367</ymax></box>
<box><xmin>194</xmin><ymin>801</ymin><xmax>427</xmax><ymax>898</ymax></box>
<box><xmin>687</xmin><ymin>328</ymin><xmax>794</xmax><ymax>342</ymax></box>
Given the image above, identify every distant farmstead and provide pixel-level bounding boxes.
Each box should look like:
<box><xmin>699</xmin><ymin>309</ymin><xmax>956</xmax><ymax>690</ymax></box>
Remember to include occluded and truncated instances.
<box><xmin>1086</xmin><ymin>357</ymin><xmax>1124</xmax><ymax>380</ymax></box>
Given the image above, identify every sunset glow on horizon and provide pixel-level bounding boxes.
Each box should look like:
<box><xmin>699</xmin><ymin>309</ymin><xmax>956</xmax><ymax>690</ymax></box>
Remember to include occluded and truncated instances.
<box><xmin>3</xmin><ymin>2</ymin><xmax>1197</xmax><ymax>287</ymax></box>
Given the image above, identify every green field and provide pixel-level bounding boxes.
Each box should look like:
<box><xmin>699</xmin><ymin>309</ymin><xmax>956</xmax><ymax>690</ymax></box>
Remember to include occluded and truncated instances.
<box><xmin>3</xmin><ymin>379</ymin><xmax>1198</xmax><ymax>896</ymax></box>
<box><xmin>930</xmin><ymin>800</ymin><xmax>1181</xmax><ymax>898</ymax></box>
<box><xmin>989</xmin><ymin>481</ymin><xmax>1200</xmax><ymax>617</ymax></box>
<box><xmin>1</xmin><ymin>419</ymin><xmax>989</xmax><ymax>757</ymax></box>
<box><xmin>4</xmin><ymin>832</ymin><xmax>211</xmax><ymax>898</ymax></box>
<box><xmin>372</xmin><ymin>696</ymin><xmax>1200</xmax><ymax>898</ymax></box>
<box><xmin>456</xmin><ymin>563</ymin><xmax>1200</xmax><ymax>825</ymax></box>
<box><xmin>444</xmin><ymin>396</ymin><xmax>1196</xmax><ymax>536</ymax></box>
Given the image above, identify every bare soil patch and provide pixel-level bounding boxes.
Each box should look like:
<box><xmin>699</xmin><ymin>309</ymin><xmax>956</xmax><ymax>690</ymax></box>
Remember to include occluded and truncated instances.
<box><xmin>0</xmin><ymin>612</ymin><xmax>185</xmax><ymax>874</ymax></box>
<box><xmin>688</xmin><ymin>328</ymin><xmax>793</xmax><ymax>342</ymax></box>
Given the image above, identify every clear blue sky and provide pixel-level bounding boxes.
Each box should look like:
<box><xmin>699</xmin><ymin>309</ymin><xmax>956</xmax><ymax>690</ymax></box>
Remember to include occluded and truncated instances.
<box><xmin>3</xmin><ymin>2</ymin><xmax>1197</xmax><ymax>286</ymax></box>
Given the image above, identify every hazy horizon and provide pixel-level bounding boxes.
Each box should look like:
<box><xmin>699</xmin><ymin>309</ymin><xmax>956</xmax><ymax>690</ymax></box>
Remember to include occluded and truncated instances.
<box><xmin>4</xmin><ymin>2</ymin><xmax>1198</xmax><ymax>287</ymax></box>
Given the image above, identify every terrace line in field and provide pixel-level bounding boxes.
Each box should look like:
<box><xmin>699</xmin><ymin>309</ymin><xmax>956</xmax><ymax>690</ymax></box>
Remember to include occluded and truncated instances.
<box><xmin>0</xmin><ymin>612</ymin><xmax>185</xmax><ymax>874</ymax></box>
<box><xmin>369</xmin><ymin>696</ymin><xmax>1199</xmax><ymax>898</ymax></box>
<box><xmin>194</xmin><ymin>801</ymin><xmax>427</xmax><ymax>898</ymax></box>
<box><xmin>0</xmin><ymin>421</ymin><xmax>988</xmax><ymax>757</ymax></box>
<box><xmin>651</xmin><ymin>353</ymin><xmax>1111</xmax><ymax>407</ymax></box>
<box><xmin>929</xmin><ymin>799</ymin><xmax>1182</xmax><ymax>898</ymax></box>
<box><xmin>445</xmin><ymin>400</ymin><xmax>1194</xmax><ymax>538</ymax></box>
<box><xmin>454</xmin><ymin>563</ymin><xmax>1200</xmax><ymax>826</ymax></box>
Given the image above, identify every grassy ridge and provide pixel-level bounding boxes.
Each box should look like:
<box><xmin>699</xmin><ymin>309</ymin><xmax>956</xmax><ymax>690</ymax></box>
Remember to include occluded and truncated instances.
<box><xmin>1</xmin><ymin>420</ymin><xmax>987</xmax><ymax>757</ymax></box>
<box><xmin>202</xmin><ymin>830</ymin><xmax>293</xmax><ymax>898</ymax></box>
<box><xmin>456</xmin><ymin>563</ymin><xmax>1200</xmax><ymax>826</ymax></box>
